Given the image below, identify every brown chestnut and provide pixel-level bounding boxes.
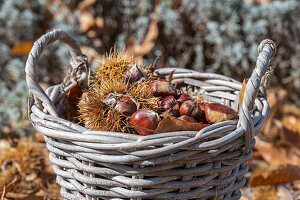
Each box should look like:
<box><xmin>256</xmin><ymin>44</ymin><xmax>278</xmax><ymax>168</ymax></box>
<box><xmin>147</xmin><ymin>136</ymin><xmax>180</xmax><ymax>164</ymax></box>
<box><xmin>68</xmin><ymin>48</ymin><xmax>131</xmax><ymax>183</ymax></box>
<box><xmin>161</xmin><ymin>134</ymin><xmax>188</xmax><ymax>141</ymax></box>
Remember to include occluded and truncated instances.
<box><xmin>149</xmin><ymin>80</ymin><xmax>177</xmax><ymax>97</ymax></box>
<box><xmin>178</xmin><ymin>115</ymin><xmax>197</xmax><ymax>123</ymax></box>
<box><xmin>161</xmin><ymin>96</ymin><xmax>179</xmax><ymax>110</ymax></box>
<box><xmin>205</xmin><ymin>103</ymin><xmax>238</xmax><ymax>124</ymax></box>
<box><xmin>199</xmin><ymin>103</ymin><xmax>207</xmax><ymax>111</ymax></box>
<box><xmin>178</xmin><ymin>93</ymin><xmax>192</xmax><ymax>104</ymax></box>
<box><xmin>115</xmin><ymin>97</ymin><xmax>137</xmax><ymax>116</ymax></box>
<box><xmin>160</xmin><ymin>106</ymin><xmax>180</xmax><ymax>118</ymax></box>
<box><xmin>131</xmin><ymin>109</ymin><xmax>161</xmax><ymax>135</ymax></box>
<box><xmin>125</xmin><ymin>64</ymin><xmax>142</xmax><ymax>83</ymax></box>
<box><xmin>179</xmin><ymin>100</ymin><xmax>202</xmax><ymax>121</ymax></box>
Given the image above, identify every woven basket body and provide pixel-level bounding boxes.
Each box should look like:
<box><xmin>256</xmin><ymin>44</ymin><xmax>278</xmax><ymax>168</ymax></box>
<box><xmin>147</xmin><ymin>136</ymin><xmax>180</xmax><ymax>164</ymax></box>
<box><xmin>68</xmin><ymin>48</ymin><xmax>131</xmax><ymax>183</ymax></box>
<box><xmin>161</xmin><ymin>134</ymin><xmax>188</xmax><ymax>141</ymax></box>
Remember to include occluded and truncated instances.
<box><xmin>25</xmin><ymin>30</ymin><xmax>276</xmax><ymax>200</ymax></box>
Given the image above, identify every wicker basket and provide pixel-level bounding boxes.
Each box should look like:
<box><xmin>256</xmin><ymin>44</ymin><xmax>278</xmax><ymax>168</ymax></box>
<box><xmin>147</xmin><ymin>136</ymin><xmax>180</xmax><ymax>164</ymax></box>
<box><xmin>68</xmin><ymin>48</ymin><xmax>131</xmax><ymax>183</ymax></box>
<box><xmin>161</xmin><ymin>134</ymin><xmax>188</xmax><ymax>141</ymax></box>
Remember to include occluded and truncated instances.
<box><xmin>25</xmin><ymin>29</ymin><xmax>276</xmax><ymax>200</ymax></box>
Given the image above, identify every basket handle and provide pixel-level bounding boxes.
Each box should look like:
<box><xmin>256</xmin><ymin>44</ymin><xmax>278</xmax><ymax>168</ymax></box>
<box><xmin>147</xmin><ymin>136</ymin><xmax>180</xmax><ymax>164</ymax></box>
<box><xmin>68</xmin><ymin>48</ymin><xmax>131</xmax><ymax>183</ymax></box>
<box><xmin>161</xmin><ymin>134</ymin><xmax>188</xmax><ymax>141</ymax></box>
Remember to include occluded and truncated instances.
<box><xmin>25</xmin><ymin>29</ymin><xmax>87</xmax><ymax>117</ymax></box>
<box><xmin>239</xmin><ymin>39</ymin><xmax>276</xmax><ymax>153</ymax></box>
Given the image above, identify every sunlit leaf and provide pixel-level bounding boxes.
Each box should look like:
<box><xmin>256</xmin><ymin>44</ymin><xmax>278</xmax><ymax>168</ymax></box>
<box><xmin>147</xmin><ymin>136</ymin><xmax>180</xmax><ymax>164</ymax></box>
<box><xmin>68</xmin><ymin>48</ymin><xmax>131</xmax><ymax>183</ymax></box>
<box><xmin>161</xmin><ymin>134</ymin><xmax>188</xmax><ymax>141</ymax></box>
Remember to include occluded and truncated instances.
<box><xmin>155</xmin><ymin>116</ymin><xmax>209</xmax><ymax>133</ymax></box>
<box><xmin>10</xmin><ymin>41</ymin><xmax>33</xmax><ymax>55</ymax></box>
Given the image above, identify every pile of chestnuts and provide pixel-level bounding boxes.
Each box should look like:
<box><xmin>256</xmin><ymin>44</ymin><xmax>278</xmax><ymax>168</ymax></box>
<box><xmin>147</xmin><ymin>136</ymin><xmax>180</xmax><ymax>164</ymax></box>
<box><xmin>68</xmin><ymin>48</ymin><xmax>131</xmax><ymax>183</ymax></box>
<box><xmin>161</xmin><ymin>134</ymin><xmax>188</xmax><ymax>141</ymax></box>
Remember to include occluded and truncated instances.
<box><xmin>75</xmin><ymin>51</ymin><xmax>238</xmax><ymax>136</ymax></box>
<box><xmin>130</xmin><ymin>78</ymin><xmax>237</xmax><ymax>135</ymax></box>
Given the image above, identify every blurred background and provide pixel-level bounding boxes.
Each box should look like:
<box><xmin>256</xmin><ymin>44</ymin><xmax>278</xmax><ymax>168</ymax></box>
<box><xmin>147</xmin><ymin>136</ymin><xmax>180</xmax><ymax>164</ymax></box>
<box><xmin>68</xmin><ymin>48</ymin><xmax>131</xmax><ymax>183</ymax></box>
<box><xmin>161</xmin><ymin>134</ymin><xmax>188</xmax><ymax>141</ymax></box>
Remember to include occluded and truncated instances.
<box><xmin>1</xmin><ymin>0</ymin><xmax>300</xmax><ymax>137</ymax></box>
<box><xmin>1</xmin><ymin>0</ymin><xmax>300</xmax><ymax>199</ymax></box>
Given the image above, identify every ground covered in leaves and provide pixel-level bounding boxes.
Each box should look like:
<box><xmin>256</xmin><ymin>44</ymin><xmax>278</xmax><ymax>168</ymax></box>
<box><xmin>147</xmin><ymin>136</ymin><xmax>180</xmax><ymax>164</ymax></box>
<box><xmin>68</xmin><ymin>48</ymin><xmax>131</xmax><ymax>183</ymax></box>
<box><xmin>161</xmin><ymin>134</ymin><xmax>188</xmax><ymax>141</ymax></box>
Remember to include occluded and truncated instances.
<box><xmin>1</xmin><ymin>0</ymin><xmax>300</xmax><ymax>199</ymax></box>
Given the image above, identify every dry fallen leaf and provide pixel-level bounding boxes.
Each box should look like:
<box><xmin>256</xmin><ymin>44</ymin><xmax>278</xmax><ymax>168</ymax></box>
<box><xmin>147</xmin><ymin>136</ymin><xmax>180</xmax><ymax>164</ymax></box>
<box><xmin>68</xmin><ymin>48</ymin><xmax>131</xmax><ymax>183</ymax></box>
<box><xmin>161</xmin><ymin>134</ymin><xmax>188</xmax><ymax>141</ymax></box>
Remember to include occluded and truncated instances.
<box><xmin>251</xmin><ymin>185</ymin><xmax>278</xmax><ymax>200</ymax></box>
<box><xmin>155</xmin><ymin>116</ymin><xmax>209</xmax><ymax>133</ymax></box>
<box><xmin>68</xmin><ymin>84</ymin><xmax>83</xmax><ymax>100</ymax></box>
<box><xmin>283</xmin><ymin>104</ymin><xmax>300</xmax><ymax>117</ymax></box>
<box><xmin>0</xmin><ymin>177</ymin><xmax>17</xmax><ymax>200</ymax></box>
<box><xmin>10</xmin><ymin>41</ymin><xmax>33</xmax><ymax>55</ymax></box>
<box><xmin>292</xmin><ymin>180</ymin><xmax>300</xmax><ymax>198</ymax></box>
<box><xmin>238</xmin><ymin>79</ymin><xmax>248</xmax><ymax>111</ymax></box>
<box><xmin>240</xmin><ymin>197</ymin><xmax>251</xmax><ymax>200</ymax></box>
<box><xmin>241</xmin><ymin>184</ymin><xmax>295</xmax><ymax>200</ymax></box>
<box><xmin>4</xmin><ymin>192</ymin><xmax>44</xmax><ymax>199</ymax></box>
<box><xmin>79</xmin><ymin>11</ymin><xmax>96</xmax><ymax>33</ymax></box>
<box><xmin>0</xmin><ymin>140</ymin><xmax>10</xmax><ymax>152</ymax></box>
<box><xmin>126</xmin><ymin>16</ymin><xmax>158</xmax><ymax>57</ymax></box>
<box><xmin>78</xmin><ymin>0</ymin><xmax>104</xmax><ymax>34</ymax></box>
<box><xmin>277</xmin><ymin>185</ymin><xmax>294</xmax><ymax>200</ymax></box>
<box><xmin>78</xmin><ymin>0</ymin><xmax>96</xmax><ymax>11</ymax></box>
<box><xmin>40</xmin><ymin>144</ymin><xmax>54</xmax><ymax>175</ymax></box>
<box><xmin>261</xmin><ymin>88</ymin><xmax>287</xmax><ymax>142</ymax></box>
<box><xmin>250</xmin><ymin>163</ymin><xmax>300</xmax><ymax>186</ymax></box>
<box><xmin>282</xmin><ymin>115</ymin><xmax>300</xmax><ymax>149</ymax></box>
<box><xmin>254</xmin><ymin>137</ymin><xmax>300</xmax><ymax>166</ymax></box>
<box><xmin>0</xmin><ymin>138</ymin><xmax>44</xmax><ymax>195</ymax></box>
<box><xmin>33</xmin><ymin>132</ymin><xmax>45</xmax><ymax>143</ymax></box>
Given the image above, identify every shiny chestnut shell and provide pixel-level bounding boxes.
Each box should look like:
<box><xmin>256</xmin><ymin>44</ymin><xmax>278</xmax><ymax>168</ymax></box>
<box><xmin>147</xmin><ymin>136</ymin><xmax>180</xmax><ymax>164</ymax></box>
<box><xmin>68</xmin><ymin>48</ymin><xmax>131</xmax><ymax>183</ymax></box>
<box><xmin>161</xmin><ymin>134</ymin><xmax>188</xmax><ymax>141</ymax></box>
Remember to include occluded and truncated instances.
<box><xmin>198</xmin><ymin>103</ymin><xmax>208</xmax><ymax>122</ymax></box>
<box><xmin>125</xmin><ymin>65</ymin><xmax>142</xmax><ymax>83</ymax></box>
<box><xmin>149</xmin><ymin>80</ymin><xmax>177</xmax><ymax>97</ymax></box>
<box><xmin>177</xmin><ymin>93</ymin><xmax>192</xmax><ymax>104</ymax></box>
<box><xmin>205</xmin><ymin>103</ymin><xmax>238</xmax><ymax>124</ymax></box>
<box><xmin>161</xmin><ymin>96</ymin><xmax>179</xmax><ymax>110</ymax></box>
<box><xmin>115</xmin><ymin>97</ymin><xmax>137</xmax><ymax>116</ymax></box>
<box><xmin>179</xmin><ymin>100</ymin><xmax>202</xmax><ymax>121</ymax></box>
<box><xmin>131</xmin><ymin>109</ymin><xmax>160</xmax><ymax>135</ymax></box>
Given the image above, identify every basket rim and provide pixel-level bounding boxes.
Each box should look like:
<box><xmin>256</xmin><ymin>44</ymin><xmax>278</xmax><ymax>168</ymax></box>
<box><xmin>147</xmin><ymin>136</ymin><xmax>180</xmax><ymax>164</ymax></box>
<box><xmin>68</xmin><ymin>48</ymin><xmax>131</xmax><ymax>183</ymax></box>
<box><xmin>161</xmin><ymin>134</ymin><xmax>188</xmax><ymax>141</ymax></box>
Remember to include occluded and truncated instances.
<box><xmin>29</xmin><ymin>68</ymin><xmax>270</xmax><ymax>144</ymax></box>
<box><xmin>25</xmin><ymin>29</ymin><xmax>274</xmax><ymax>153</ymax></box>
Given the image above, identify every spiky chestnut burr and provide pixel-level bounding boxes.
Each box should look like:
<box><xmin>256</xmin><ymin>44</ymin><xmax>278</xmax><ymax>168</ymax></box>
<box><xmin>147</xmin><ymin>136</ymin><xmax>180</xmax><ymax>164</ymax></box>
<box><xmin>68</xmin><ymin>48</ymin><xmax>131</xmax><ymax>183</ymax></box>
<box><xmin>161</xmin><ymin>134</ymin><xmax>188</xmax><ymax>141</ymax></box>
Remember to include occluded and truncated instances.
<box><xmin>131</xmin><ymin>109</ymin><xmax>161</xmax><ymax>135</ymax></box>
<box><xmin>179</xmin><ymin>100</ymin><xmax>202</xmax><ymax>121</ymax></box>
<box><xmin>149</xmin><ymin>80</ymin><xmax>177</xmax><ymax>97</ymax></box>
<box><xmin>205</xmin><ymin>103</ymin><xmax>238</xmax><ymax>124</ymax></box>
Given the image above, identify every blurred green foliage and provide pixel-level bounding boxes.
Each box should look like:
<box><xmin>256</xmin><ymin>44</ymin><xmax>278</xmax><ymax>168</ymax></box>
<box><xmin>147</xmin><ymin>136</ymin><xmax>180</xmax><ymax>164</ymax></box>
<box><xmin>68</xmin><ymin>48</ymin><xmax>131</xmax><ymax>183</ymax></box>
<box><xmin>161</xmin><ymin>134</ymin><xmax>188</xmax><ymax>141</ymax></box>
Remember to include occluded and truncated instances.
<box><xmin>0</xmin><ymin>0</ymin><xmax>300</xmax><ymax>137</ymax></box>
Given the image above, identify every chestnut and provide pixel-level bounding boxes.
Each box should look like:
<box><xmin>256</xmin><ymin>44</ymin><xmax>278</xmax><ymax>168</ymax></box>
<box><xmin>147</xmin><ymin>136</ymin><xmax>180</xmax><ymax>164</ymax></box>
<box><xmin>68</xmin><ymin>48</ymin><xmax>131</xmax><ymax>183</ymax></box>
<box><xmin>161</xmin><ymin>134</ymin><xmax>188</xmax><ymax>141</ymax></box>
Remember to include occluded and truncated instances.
<box><xmin>131</xmin><ymin>109</ymin><xmax>161</xmax><ymax>135</ymax></box>
<box><xmin>177</xmin><ymin>93</ymin><xmax>192</xmax><ymax>104</ymax></box>
<box><xmin>205</xmin><ymin>103</ymin><xmax>238</xmax><ymax>124</ymax></box>
<box><xmin>115</xmin><ymin>97</ymin><xmax>137</xmax><ymax>116</ymax></box>
<box><xmin>179</xmin><ymin>100</ymin><xmax>202</xmax><ymax>121</ymax></box>
<box><xmin>160</xmin><ymin>106</ymin><xmax>180</xmax><ymax>118</ymax></box>
<box><xmin>149</xmin><ymin>80</ymin><xmax>177</xmax><ymax>97</ymax></box>
<box><xmin>198</xmin><ymin>102</ymin><xmax>208</xmax><ymax>122</ymax></box>
<box><xmin>178</xmin><ymin>115</ymin><xmax>197</xmax><ymax>123</ymax></box>
<box><xmin>199</xmin><ymin>103</ymin><xmax>207</xmax><ymax>111</ymax></box>
<box><xmin>161</xmin><ymin>96</ymin><xmax>179</xmax><ymax>110</ymax></box>
<box><xmin>125</xmin><ymin>64</ymin><xmax>142</xmax><ymax>83</ymax></box>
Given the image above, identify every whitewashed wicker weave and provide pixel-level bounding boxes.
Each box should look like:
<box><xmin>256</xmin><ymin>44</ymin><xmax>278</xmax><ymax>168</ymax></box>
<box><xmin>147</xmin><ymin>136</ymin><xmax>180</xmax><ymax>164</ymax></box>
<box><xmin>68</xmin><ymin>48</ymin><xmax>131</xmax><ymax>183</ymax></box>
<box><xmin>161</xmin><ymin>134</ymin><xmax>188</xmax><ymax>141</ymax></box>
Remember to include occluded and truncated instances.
<box><xmin>25</xmin><ymin>29</ymin><xmax>276</xmax><ymax>200</ymax></box>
